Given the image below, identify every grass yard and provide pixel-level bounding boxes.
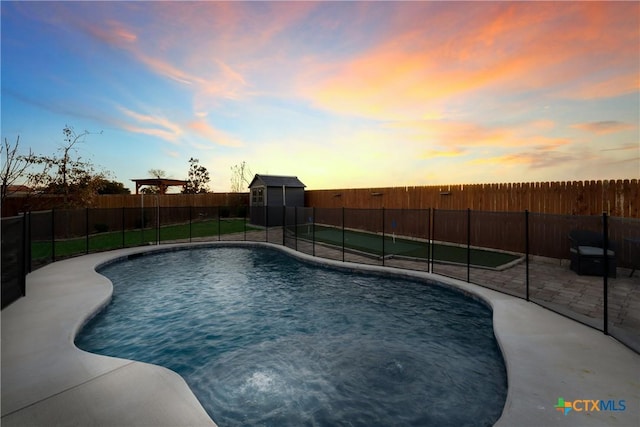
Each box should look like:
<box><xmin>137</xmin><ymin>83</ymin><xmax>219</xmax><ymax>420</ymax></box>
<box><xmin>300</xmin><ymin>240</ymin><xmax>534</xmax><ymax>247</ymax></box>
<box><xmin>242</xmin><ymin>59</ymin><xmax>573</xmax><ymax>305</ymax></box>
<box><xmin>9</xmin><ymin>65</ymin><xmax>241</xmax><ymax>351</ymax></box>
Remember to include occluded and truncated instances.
<box><xmin>295</xmin><ymin>224</ymin><xmax>520</xmax><ymax>269</ymax></box>
<box><xmin>32</xmin><ymin>218</ymin><xmax>256</xmax><ymax>261</ymax></box>
<box><xmin>31</xmin><ymin>219</ymin><xmax>520</xmax><ymax>270</ymax></box>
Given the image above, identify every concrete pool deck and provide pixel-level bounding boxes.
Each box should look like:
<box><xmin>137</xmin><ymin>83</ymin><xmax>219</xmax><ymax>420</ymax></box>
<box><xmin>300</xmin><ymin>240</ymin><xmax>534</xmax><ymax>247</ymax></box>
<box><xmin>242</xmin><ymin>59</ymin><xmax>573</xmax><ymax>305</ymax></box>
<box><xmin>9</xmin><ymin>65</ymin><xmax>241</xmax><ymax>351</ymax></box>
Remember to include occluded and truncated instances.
<box><xmin>1</xmin><ymin>242</ymin><xmax>639</xmax><ymax>426</ymax></box>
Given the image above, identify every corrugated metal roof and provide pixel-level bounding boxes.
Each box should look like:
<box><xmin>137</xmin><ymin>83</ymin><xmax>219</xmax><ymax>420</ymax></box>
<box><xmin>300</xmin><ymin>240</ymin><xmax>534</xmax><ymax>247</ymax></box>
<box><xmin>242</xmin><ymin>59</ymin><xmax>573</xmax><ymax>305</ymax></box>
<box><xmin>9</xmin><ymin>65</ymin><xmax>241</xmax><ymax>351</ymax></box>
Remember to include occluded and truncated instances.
<box><xmin>248</xmin><ymin>174</ymin><xmax>306</xmax><ymax>189</ymax></box>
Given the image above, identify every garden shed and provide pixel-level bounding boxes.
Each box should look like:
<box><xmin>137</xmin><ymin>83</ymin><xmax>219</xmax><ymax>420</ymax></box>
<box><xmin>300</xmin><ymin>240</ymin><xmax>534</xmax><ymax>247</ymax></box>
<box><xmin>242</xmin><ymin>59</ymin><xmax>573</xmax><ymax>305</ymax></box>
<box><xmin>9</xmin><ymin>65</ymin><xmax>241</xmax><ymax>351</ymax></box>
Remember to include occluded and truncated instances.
<box><xmin>248</xmin><ymin>174</ymin><xmax>306</xmax><ymax>226</ymax></box>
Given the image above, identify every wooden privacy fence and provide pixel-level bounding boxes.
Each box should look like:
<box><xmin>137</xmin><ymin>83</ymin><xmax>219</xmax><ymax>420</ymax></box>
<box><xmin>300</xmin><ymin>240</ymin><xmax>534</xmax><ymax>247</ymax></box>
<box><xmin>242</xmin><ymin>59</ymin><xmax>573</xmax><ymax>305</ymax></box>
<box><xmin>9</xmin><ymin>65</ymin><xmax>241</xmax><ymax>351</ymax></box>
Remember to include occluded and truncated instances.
<box><xmin>304</xmin><ymin>179</ymin><xmax>639</xmax><ymax>218</ymax></box>
<box><xmin>1</xmin><ymin>193</ymin><xmax>250</xmax><ymax>216</ymax></box>
<box><xmin>3</xmin><ymin>180</ymin><xmax>638</xmax><ymax>218</ymax></box>
<box><xmin>90</xmin><ymin>193</ymin><xmax>249</xmax><ymax>208</ymax></box>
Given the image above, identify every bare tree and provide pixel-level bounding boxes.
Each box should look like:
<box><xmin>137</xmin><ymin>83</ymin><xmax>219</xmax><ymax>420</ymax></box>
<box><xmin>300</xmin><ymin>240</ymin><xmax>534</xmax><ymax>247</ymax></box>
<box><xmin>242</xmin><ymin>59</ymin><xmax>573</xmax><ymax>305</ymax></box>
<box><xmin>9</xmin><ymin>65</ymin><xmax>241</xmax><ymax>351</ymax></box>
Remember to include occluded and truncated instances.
<box><xmin>27</xmin><ymin>125</ymin><xmax>106</xmax><ymax>207</ymax></box>
<box><xmin>1</xmin><ymin>135</ymin><xmax>33</xmax><ymax>203</ymax></box>
<box><xmin>141</xmin><ymin>169</ymin><xmax>168</xmax><ymax>194</ymax></box>
<box><xmin>148</xmin><ymin>169</ymin><xmax>167</xmax><ymax>179</ymax></box>
<box><xmin>230</xmin><ymin>161</ymin><xmax>253</xmax><ymax>192</ymax></box>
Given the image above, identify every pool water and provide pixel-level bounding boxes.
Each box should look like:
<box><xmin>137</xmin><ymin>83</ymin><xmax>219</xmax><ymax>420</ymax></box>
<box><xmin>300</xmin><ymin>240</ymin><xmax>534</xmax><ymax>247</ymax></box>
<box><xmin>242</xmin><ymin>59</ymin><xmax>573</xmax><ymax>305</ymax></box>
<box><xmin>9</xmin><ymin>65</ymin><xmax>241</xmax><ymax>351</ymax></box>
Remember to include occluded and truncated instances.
<box><xmin>76</xmin><ymin>246</ymin><xmax>507</xmax><ymax>427</ymax></box>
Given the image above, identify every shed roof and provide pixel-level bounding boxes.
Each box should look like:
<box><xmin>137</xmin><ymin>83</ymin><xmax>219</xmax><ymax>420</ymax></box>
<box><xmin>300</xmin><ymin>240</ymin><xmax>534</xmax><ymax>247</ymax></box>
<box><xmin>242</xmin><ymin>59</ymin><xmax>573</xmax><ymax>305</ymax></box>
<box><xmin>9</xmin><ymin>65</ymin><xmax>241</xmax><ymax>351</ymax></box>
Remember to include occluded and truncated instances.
<box><xmin>248</xmin><ymin>174</ymin><xmax>305</xmax><ymax>189</ymax></box>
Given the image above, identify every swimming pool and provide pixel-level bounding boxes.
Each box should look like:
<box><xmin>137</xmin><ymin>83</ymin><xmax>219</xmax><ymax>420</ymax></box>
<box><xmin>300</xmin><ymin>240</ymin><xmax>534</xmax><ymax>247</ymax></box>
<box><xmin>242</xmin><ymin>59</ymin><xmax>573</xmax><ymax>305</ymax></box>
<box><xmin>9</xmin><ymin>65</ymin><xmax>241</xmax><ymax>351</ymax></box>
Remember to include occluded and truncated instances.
<box><xmin>76</xmin><ymin>246</ymin><xmax>507</xmax><ymax>426</ymax></box>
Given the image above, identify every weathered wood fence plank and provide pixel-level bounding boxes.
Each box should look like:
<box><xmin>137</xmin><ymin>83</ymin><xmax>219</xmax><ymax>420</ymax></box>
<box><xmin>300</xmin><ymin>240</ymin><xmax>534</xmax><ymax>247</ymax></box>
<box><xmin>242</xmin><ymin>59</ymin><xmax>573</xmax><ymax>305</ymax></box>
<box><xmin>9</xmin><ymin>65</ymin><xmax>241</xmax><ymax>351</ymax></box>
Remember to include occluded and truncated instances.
<box><xmin>304</xmin><ymin>179</ymin><xmax>639</xmax><ymax>218</ymax></box>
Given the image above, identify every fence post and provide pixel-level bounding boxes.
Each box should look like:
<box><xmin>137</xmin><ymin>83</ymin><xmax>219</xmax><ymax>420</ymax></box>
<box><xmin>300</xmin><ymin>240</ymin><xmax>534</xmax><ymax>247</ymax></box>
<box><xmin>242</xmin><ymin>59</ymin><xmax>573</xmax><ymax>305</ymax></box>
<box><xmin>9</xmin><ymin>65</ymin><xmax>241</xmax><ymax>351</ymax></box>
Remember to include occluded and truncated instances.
<box><xmin>426</xmin><ymin>208</ymin><xmax>431</xmax><ymax>273</ymax></box>
<box><xmin>342</xmin><ymin>207</ymin><xmax>345</xmax><ymax>262</ymax></box>
<box><xmin>189</xmin><ymin>205</ymin><xmax>193</xmax><ymax>243</ymax></box>
<box><xmin>430</xmin><ymin>208</ymin><xmax>435</xmax><ymax>273</ymax></box>
<box><xmin>265</xmin><ymin>207</ymin><xmax>268</xmax><ymax>242</ymax></box>
<box><xmin>525</xmin><ymin>210</ymin><xmax>530</xmax><ymax>302</ymax></box>
<box><xmin>312</xmin><ymin>207</ymin><xmax>316</xmax><ymax>257</ymax></box>
<box><xmin>243</xmin><ymin>208</ymin><xmax>247</xmax><ymax>241</ymax></box>
<box><xmin>295</xmin><ymin>206</ymin><xmax>298</xmax><ymax>251</ymax></box>
<box><xmin>51</xmin><ymin>208</ymin><xmax>56</xmax><ymax>263</ymax></box>
<box><xmin>282</xmin><ymin>207</ymin><xmax>286</xmax><ymax>246</ymax></box>
<box><xmin>21</xmin><ymin>213</ymin><xmax>27</xmax><ymax>296</ymax></box>
<box><xmin>603</xmin><ymin>212</ymin><xmax>609</xmax><ymax>335</ymax></box>
<box><xmin>140</xmin><ymin>207</ymin><xmax>144</xmax><ymax>246</ymax></box>
<box><xmin>26</xmin><ymin>211</ymin><xmax>32</xmax><ymax>273</ymax></box>
<box><xmin>218</xmin><ymin>207</ymin><xmax>221</xmax><ymax>241</ymax></box>
<box><xmin>86</xmin><ymin>208</ymin><xmax>90</xmax><ymax>254</ymax></box>
<box><xmin>122</xmin><ymin>207</ymin><xmax>125</xmax><ymax>248</ymax></box>
<box><xmin>381</xmin><ymin>207</ymin><xmax>385</xmax><ymax>266</ymax></box>
<box><xmin>467</xmin><ymin>208</ymin><xmax>471</xmax><ymax>282</ymax></box>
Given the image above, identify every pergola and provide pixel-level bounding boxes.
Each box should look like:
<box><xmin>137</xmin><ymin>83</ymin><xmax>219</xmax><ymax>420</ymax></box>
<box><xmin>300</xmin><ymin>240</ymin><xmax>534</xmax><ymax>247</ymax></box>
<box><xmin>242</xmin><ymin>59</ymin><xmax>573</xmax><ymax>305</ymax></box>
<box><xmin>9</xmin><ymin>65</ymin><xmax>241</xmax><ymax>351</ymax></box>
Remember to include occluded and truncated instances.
<box><xmin>131</xmin><ymin>178</ymin><xmax>188</xmax><ymax>195</ymax></box>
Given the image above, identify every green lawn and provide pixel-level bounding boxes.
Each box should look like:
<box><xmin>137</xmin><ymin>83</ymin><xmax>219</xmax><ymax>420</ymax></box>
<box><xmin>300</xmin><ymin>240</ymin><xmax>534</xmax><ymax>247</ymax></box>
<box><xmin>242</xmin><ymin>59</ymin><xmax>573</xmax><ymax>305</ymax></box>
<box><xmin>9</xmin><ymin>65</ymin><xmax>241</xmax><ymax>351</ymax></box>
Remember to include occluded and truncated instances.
<box><xmin>32</xmin><ymin>219</ymin><xmax>519</xmax><ymax>269</ymax></box>
<box><xmin>295</xmin><ymin>224</ymin><xmax>520</xmax><ymax>269</ymax></box>
<box><xmin>32</xmin><ymin>219</ymin><xmax>257</xmax><ymax>261</ymax></box>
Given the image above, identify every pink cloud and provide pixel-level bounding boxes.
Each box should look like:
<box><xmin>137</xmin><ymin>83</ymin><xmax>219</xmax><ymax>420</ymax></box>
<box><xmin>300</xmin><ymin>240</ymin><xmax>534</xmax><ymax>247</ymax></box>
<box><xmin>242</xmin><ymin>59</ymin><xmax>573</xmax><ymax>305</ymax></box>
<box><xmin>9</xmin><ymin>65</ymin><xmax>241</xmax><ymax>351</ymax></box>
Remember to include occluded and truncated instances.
<box><xmin>118</xmin><ymin>107</ymin><xmax>182</xmax><ymax>143</ymax></box>
<box><xmin>187</xmin><ymin>120</ymin><xmax>243</xmax><ymax>147</ymax></box>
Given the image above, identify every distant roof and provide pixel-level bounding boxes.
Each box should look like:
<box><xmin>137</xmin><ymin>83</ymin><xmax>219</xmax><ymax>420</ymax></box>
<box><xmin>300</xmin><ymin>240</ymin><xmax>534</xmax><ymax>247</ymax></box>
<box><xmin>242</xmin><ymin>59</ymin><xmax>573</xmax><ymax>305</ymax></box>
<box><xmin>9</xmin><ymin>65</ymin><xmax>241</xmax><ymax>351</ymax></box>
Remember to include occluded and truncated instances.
<box><xmin>248</xmin><ymin>174</ymin><xmax>306</xmax><ymax>189</ymax></box>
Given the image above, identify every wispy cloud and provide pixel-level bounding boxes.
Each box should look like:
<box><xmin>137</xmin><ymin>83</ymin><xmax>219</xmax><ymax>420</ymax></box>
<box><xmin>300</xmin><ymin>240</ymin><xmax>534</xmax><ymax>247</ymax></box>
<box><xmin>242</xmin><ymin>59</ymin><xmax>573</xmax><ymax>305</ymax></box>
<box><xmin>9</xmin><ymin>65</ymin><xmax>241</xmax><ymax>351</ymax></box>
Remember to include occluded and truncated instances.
<box><xmin>87</xmin><ymin>19</ymin><xmax>138</xmax><ymax>45</ymax></box>
<box><xmin>187</xmin><ymin>120</ymin><xmax>243</xmax><ymax>147</ymax></box>
<box><xmin>164</xmin><ymin>149</ymin><xmax>180</xmax><ymax>159</ymax></box>
<box><xmin>80</xmin><ymin>9</ymin><xmax>252</xmax><ymax>119</ymax></box>
<box><xmin>118</xmin><ymin>107</ymin><xmax>182</xmax><ymax>144</ymax></box>
<box><xmin>600</xmin><ymin>144</ymin><xmax>640</xmax><ymax>153</ymax></box>
<box><xmin>560</xmin><ymin>72</ymin><xmax>639</xmax><ymax>100</ymax></box>
<box><xmin>468</xmin><ymin>151</ymin><xmax>578</xmax><ymax>170</ymax></box>
<box><xmin>572</xmin><ymin>121</ymin><xmax>635</xmax><ymax>135</ymax></box>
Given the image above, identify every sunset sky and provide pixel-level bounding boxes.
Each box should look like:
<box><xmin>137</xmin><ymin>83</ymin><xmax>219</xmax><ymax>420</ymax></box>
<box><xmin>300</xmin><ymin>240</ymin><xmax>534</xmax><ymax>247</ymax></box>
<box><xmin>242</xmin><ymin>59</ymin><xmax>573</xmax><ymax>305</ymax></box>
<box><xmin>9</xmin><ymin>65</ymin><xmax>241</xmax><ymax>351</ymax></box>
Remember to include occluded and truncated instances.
<box><xmin>2</xmin><ymin>1</ymin><xmax>638</xmax><ymax>192</ymax></box>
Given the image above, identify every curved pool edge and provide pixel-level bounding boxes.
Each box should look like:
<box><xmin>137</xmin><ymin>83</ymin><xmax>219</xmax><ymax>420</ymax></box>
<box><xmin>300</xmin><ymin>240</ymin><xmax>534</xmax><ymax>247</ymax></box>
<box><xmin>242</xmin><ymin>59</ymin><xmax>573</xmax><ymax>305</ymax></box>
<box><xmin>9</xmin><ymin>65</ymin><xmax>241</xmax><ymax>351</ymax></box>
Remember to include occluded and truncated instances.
<box><xmin>2</xmin><ymin>242</ymin><xmax>639</xmax><ymax>427</ymax></box>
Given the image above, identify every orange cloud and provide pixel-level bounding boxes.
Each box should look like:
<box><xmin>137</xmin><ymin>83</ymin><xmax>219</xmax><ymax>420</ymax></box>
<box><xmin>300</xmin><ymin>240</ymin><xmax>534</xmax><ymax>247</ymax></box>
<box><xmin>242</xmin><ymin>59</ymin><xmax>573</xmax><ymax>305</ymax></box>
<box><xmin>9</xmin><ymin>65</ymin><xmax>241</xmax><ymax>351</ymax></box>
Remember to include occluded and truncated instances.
<box><xmin>420</xmin><ymin>149</ymin><xmax>466</xmax><ymax>159</ymax></box>
<box><xmin>384</xmin><ymin>119</ymin><xmax>574</xmax><ymax>170</ymax></box>
<box><xmin>303</xmin><ymin>2</ymin><xmax>639</xmax><ymax>120</ymax></box>
<box><xmin>385</xmin><ymin>120</ymin><xmax>518</xmax><ymax>149</ymax></box>
<box><xmin>467</xmin><ymin>154</ymin><xmax>530</xmax><ymax>167</ymax></box>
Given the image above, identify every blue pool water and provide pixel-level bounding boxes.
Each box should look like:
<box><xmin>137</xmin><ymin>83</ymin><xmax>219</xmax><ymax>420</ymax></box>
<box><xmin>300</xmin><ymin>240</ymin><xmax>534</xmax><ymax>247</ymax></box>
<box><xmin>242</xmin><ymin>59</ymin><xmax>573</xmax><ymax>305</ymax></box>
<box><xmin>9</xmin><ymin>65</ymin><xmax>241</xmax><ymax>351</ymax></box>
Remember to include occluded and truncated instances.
<box><xmin>76</xmin><ymin>246</ymin><xmax>507</xmax><ymax>426</ymax></box>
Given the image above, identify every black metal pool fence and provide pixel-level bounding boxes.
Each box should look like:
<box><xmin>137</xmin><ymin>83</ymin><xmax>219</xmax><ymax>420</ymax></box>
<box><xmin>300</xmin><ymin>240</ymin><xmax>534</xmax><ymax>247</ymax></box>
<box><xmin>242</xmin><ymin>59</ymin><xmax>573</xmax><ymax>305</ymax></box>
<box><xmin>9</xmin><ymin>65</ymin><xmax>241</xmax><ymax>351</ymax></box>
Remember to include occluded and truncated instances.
<box><xmin>2</xmin><ymin>206</ymin><xmax>639</xmax><ymax>353</ymax></box>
